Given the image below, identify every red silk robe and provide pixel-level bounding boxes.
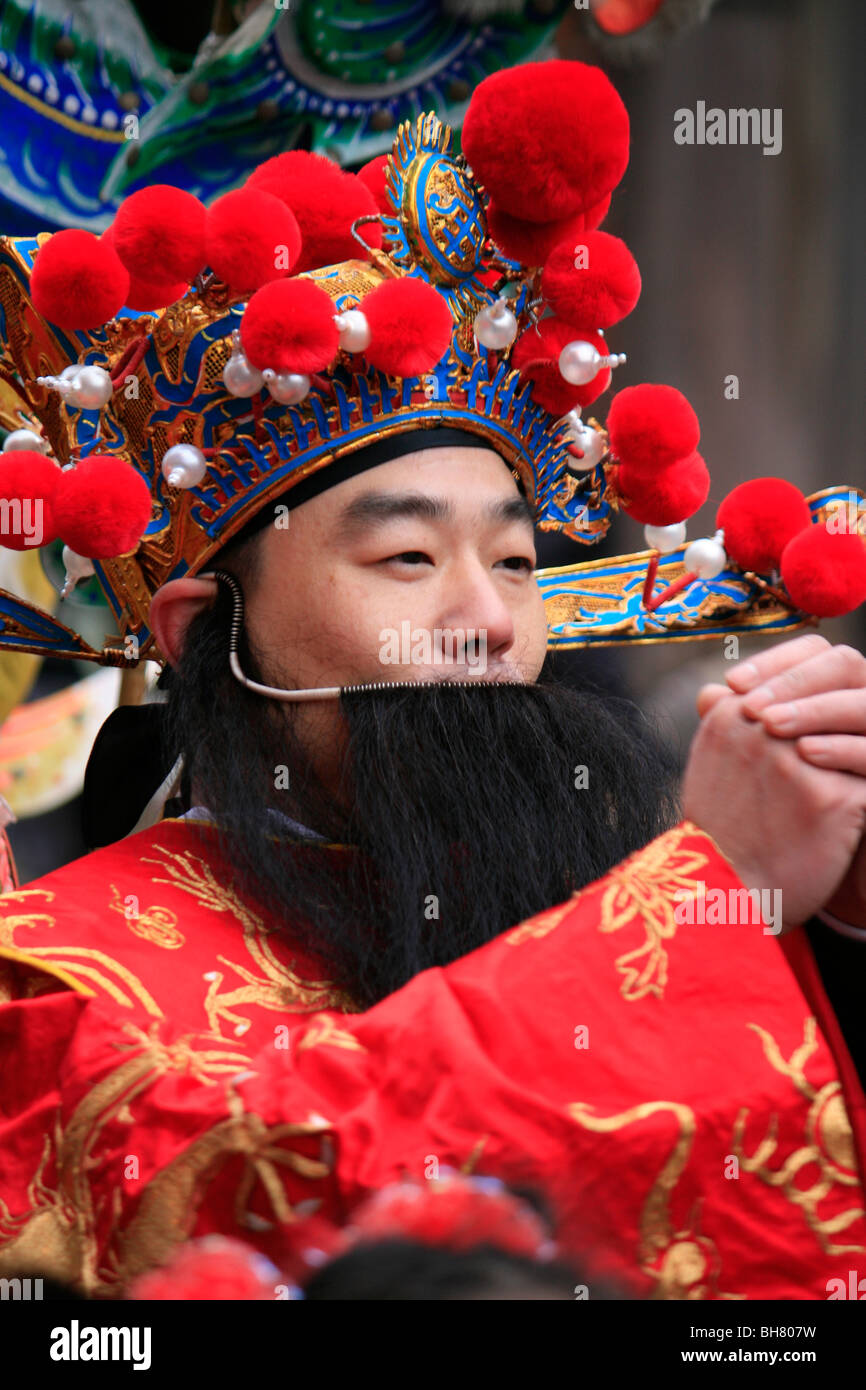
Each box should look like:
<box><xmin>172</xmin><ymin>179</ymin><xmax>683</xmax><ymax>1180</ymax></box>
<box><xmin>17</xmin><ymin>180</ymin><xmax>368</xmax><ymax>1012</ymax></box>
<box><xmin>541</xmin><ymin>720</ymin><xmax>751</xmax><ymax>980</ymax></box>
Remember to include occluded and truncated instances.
<box><xmin>0</xmin><ymin>816</ymin><xmax>863</xmax><ymax>1299</ymax></box>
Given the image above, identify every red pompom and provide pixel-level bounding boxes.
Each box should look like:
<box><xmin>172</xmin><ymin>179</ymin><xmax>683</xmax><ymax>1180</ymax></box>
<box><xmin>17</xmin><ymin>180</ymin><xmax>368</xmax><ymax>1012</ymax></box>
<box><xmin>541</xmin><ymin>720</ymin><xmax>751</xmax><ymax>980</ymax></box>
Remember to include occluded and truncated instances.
<box><xmin>346</xmin><ymin>1176</ymin><xmax>549</xmax><ymax>1259</ymax></box>
<box><xmin>0</xmin><ymin>452</ymin><xmax>60</xmax><ymax>550</ymax></box>
<box><xmin>101</xmin><ymin>227</ymin><xmax>186</xmax><ymax>311</ymax></box>
<box><xmin>617</xmin><ymin>450</ymin><xmax>710</xmax><ymax>525</ymax></box>
<box><xmin>361</xmin><ymin>277</ymin><xmax>453</xmax><ymax>377</ymax></box>
<box><xmin>240</xmin><ymin>278</ymin><xmax>339</xmax><ymax>373</ymax></box>
<box><xmin>781</xmin><ymin>523</ymin><xmax>866</xmax><ymax>617</ymax></box>
<box><xmin>463</xmin><ymin>60</ymin><xmax>629</xmax><ymax>223</ymax></box>
<box><xmin>247</xmin><ymin>152</ymin><xmax>382</xmax><ymax>273</ymax></box>
<box><xmin>129</xmin><ymin>1237</ymin><xmax>277</xmax><ymax>1301</ymax></box>
<box><xmin>717</xmin><ymin>478</ymin><xmax>811</xmax><ymax>574</ymax></box>
<box><xmin>486</xmin><ymin>196</ymin><xmax>610</xmax><ymax>268</ymax></box>
<box><xmin>205</xmin><ymin>187</ymin><xmax>301</xmax><ymax>295</ymax></box>
<box><xmin>606</xmin><ymin>383</ymin><xmax>700</xmax><ymax>472</ymax></box>
<box><xmin>511</xmin><ymin>319</ymin><xmax>611</xmax><ymax>415</ymax></box>
<box><xmin>357</xmin><ymin>154</ymin><xmax>392</xmax><ymax>216</ymax></box>
<box><xmin>53</xmin><ymin>455</ymin><xmax>152</xmax><ymax>559</ymax></box>
<box><xmin>31</xmin><ymin>230</ymin><xmax>130</xmax><ymax>330</ymax></box>
<box><xmin>542</xmin><ymin>230</ymin><xmax>641</xmax><ymax>329</ymax></box>
<box><xmin>112</xmin><ymin>185</ymin><xmax>207</xmax><ymax>284</ymax></box>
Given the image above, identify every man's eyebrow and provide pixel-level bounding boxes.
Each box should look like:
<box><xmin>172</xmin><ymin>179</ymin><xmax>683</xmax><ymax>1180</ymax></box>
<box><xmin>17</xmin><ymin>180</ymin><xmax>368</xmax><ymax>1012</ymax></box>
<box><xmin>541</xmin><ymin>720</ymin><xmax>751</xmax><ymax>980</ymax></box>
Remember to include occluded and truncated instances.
<box><xmin>336</xmin><ymin>490</ymin><xmax>536</xmax><ymax>536</ymax></box>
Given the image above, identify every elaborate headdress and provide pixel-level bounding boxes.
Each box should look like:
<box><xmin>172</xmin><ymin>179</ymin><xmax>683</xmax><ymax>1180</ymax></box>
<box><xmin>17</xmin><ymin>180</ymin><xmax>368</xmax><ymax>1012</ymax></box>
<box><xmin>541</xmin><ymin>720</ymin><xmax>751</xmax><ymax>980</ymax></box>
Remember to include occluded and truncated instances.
<box><xmin>0</xmin><ymin>58</ymin><xmax>864</xmax><ymax>671</ymax></box>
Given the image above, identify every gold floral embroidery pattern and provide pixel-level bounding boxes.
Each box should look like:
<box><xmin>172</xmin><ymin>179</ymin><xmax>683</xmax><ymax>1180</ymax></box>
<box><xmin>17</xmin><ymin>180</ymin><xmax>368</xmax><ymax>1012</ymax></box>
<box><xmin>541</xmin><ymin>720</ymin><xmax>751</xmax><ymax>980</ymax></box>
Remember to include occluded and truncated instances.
<box><xmin>141</xmin><ymin>844</ymin><xmax>357</xmax><ymax>1037</ymax></box>
<box><xmin>505</xmin><ymin>896</ymin><xmax>580</xmax><ymax>945</ymax></box>
<box><xmin>596</xmin><ymin>823</ymin><xmax>710</xmax><ymax>1001</ymax></box>
<box><xmin>733</xmin><ymin>1017</ymin><xmax>865</xmax><ymax>1256</ymax></box>
<box><xmin>108</xmin><ymin>883</ymin><xmax>184</xmax><ymax>950</ymax></box>
<box><xmin>569</xmin><ymin>1099</ymin><xmax>740</xmax><ymax>1300</ymax></box>
<box><xmin>0</xmin><ymin>1022</ymin><xmax>254</xmax><ymax>1293</ymax></box>
<box><xmin>295</xmin><ymin>1013</ymin><xmax>367</xmax><ymax>1055</ymax></box>
<box><xmin>0</xmin><ymin>888</ymin><xmax>163</xmax><ymax>1017</ymax></box>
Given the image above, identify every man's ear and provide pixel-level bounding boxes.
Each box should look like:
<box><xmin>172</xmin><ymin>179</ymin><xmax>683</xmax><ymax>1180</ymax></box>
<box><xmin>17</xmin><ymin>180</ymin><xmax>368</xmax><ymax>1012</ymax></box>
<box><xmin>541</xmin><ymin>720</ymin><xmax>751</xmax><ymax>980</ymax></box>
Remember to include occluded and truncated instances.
<box><xmin>149</xmin><ymin>576</ymin><xmax>219</xmax><ymax>669</ymax></box>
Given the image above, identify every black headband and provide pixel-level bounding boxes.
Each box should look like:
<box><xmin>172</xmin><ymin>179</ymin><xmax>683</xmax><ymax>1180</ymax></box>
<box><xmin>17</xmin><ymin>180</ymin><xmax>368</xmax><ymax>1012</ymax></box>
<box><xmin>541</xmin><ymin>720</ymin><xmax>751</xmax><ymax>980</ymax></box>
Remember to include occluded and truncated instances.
<box><xmin>225</xmin><ymin>427</ymin><xmax>519</xmax><ymax>547</ymax></box>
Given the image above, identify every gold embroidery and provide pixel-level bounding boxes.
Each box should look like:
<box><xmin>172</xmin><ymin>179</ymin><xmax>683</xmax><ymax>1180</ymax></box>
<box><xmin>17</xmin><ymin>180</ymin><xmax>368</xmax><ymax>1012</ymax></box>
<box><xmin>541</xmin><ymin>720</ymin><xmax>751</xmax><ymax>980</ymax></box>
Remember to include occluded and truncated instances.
<box><xmin>733</xmin><ymin>1018</ymin><xmax>865</xmax><ymax>1255</ymax></box>
<box><xmin>0</xmin><ymin>889</ymin><xmax>163</xmax><ymax>1017</ymax></box>
<box><xmin>596</xmin><ymin>824</ymin><xmax>710</xmax><ymax>1001</ymax></box>
<box><xmin>506</xmin><ymin>897</ymin><xmax>580</xmax><ymax>945</ymax></box>
<box><xmin>296</xmin><ymin>1013</ymin><xmax>367</xmax><ymax>1055</ymax></box>
<box><xmin>569</xmin><ymin>1100</ymin><xmax>740</xmax><ymax>1299</ymax></box>
<box><xmin>141</xmin><ymin>843</ymin><xmax>356</xmax><ymax>1035</ymax></box>
<box><xmin>108</xmin><ymin>883</ymin><xmax>184</xmax><ymax>950</ymax></box>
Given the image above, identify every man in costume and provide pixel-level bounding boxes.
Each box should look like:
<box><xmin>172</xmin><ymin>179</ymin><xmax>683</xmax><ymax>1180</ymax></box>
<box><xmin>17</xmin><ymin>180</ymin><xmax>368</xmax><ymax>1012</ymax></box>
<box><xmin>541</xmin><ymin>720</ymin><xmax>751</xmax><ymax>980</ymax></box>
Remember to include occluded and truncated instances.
<box><xmin>0</xmin><ymin>58</ymin><xmax>865</xmax><ymax>1300</ymax></box>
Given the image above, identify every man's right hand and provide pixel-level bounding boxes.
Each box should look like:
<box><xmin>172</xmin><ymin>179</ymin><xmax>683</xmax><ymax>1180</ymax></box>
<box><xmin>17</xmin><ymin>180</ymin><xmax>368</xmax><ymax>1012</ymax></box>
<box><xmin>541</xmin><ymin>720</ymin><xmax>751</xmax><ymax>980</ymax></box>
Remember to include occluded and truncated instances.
<box><xmin>681</xmin><ymin>634</ymin><xmax>866</xmax><ymax>929</ymax></box>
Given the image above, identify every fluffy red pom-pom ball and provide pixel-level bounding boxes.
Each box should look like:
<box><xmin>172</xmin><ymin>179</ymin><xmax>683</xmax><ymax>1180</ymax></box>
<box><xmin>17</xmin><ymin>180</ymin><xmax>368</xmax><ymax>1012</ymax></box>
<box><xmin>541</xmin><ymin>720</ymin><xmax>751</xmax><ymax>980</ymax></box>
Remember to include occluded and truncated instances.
<box><xmin>716</xmin><ymin>478</ymin><xmax>811</xmax><ymax>574</ymax></box>
<box><xmin>0</xmin><ymin>452</ymin><xmax>60</xmax><ymax>550</ymax></box>
<box><xmin>486</xmin><ymin>196</ymin><xmax>610</xmax><ymax>268</ymax></box>
<box><xmin>463</xmin><ymin>60</ymin><xmax>629</xmax><ymax>224</ymax></box>
<box><xmin>205</xmin><ymin>188</ymin><xmax>302</xmax><ymax>295</ymax></box>
<box><xmin>101</xmin><ymin>227</ymin><xmax>186</xmax><ymax>311</ymax></box>
<box><xmin>781</xmin><ymin>523</ymin><xmax>866</xmax><ymax>618</ymax></box>
<box><xmin>617</xmin><ymin>450</ymin><xmax>710</xmax><ymax>525</ymax></box>
<box><xmin>31</xmin><ymin>229</ymin><xmax>130</xmax><ymax>330</ymax></box>
<box><xmin>361</xmin><ymin>278</ymin><xmax>453</xmax><ymax>376</ymax></box>
<box><xmin>511</xmin><ymin>319</ymin><xmax>611</xmax><ymax>416</ymax></box>
<box><xmin>247</xmin><ymin>152</ymin><xmax>382</xmax><ymax>273</ymax></box>
<box><xmin>542</xmin><ymin>230</ymin><xmax>641</xmax><ymax>329</ymax></box>
<box><xmin>112</xmin><ymin>185</ymin><xmax>206</xmax><ymax>284</ymax></box>
<box><xmin>53</xmin><ymin>456</ymin><xmax>152</xmax><ymax>559</ymax></box>
<box><xmin>606</xmin><ymin>383</ymin><xmax>700</xmax><ymax>472</ymax></box>
<box><xmin>128</xmin><ymin>1237</ymin><xmax>277</xmax><ymax>1301</ymax></box>
<box><xmin>240</xmin><ymin>278</ymin><xmax>339</xmax><ymax>373</ymax></box>
<box><xmin>357</xmin><ymin>155</ymin><xmax>392</xmax><ymax>216</ymax></box>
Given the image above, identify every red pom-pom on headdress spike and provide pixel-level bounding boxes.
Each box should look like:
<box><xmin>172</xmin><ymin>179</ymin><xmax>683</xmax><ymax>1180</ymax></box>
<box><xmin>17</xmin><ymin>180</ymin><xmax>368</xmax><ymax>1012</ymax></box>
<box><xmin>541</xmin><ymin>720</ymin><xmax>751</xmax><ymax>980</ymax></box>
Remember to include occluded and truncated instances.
<box><xmin>247</xmin><ymin>152</ymin><xmax>382</xmax><ymax>274</ymax></box>
<box><xmin>240</xmin><ymin>279</ymin><xmax>340</xmax><ymax>374</ymax></box>
<box><xmin>486</xmin><ymin>196</ymin><xmax>611</xmax><ymax>270</ymax></box>
<box><xmin>357</xmin><ymin>155</ymin><xmax>392</xmax><ymax>216</ymax></box>
<box><xmin>111</xmin><ymin>185</ymin><xmax>207</xmax><ymax>284</ymax></box>
<box><xmin>53</xmin><ymin>456</ymin><xmax>152</xmax><ymax>559</ymax></box>
<box><xmin>511</xmin><ymin>319</ymin><xmax>612</xmax><ymax>416</ymax></box>
<box><xmin>100</xmin><ymin>226</ymin><xmax>186</xmax><ymax>312</ymax></box>
<box><xmin>205</xmin><ymin>188</ymin><xmax>302</xmax><ymax>296</ymax></box>
<box><xmin>616</xmin><ymin>450</ymin><xmax>710</xmax><ymax>525</ymax></box>
<box><xmin>31</xmin><ymin>229</ymin><xmax>130</xmax><ymax>330</ymax></box>
<box><xmin>361</xmin><ymin>278</ymin><xmax>454</xmax><ymax>377</ymax></box>
<box><xmin>0</xmin><ymin>452</ymin><xmax>60</xmax><ymax>550</ymax></box>
<box><xmin>781</xmin><ymin>522</ymin><xmax>866</xmax><ymax>617</ymax></box>
<box><xmin>463</xmin><ymin>60</ymin><xmax>629</xmax><ymax>224</ymax></box>
<box><xmin>717</xmin><ymin>478</ymin><xmax>812</xmax><ymax>574</ymax></box>
<box><xmin>542</xmin><ymin>231</ymin><xmax>641</xmax><ymax>329</ymax></box>
<box><xmin>606</xmin><ymin>384</ymin><xmax>700</xmax><ymax>472</ymax></box>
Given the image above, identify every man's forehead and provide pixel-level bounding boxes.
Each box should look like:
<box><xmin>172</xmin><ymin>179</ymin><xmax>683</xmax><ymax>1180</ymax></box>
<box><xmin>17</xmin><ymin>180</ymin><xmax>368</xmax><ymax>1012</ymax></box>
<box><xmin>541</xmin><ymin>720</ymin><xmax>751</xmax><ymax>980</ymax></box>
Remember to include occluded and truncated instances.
<box><xmin>334</xmin><ymin>487</ymin><xmax>536</xmax><ymax>537</ymax></box>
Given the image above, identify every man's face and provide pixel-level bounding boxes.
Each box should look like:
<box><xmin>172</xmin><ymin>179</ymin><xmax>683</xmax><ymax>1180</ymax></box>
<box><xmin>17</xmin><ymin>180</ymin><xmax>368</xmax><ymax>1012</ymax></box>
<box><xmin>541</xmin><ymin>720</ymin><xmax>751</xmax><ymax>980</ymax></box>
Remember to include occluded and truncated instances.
<box><xmin>240</xmin><ymin>445</ymin><xmax>549</xmax><ymax>785</ymax></box>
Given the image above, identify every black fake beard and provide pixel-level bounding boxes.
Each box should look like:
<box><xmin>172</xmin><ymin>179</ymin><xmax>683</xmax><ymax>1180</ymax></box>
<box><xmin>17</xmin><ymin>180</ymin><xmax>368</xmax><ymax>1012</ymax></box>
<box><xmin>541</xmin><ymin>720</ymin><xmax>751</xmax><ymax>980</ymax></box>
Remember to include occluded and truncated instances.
<box><xmin>164</xmin><ymin>589</ymin><xmax>680</xmax><ymax>1007</ymax></box>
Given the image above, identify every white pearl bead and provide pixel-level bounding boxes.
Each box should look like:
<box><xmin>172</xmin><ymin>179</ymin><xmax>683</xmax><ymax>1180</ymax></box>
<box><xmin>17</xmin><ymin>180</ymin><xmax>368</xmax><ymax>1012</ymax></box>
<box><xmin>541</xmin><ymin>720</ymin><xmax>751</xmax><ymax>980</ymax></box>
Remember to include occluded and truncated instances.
<box><xmin>644</xmin><ymin>522</ymin><xmax>687</xmax><ymax>554</ymax></box>
<box><xmin>567</xmin><ymin>422</ymin><xmax>607</xmax><ymax>471</ymax></box>
<box><xmin>558</xmin><ymin>340</ymin><xmax>602</xmax><ymax>385</ymax></box>
<box><xmin>223</xmin><ymin>353</ymin><xmax>265</xmax><ymax>397</ymax></box>
<box><xmin>66</xmin><ymin>365</ymin><xmax>114</xmax><ymax>409</ymax></box>
<box><xmin>335</xmin><ymin>309</ymin><xmax>371</xmax><ymax>353</ymax></box>
<box><xmin>263</xmin><ymin>371</ymin><xmax>311</xmax><ymax>405</ymax></box>
<box><xmin>161</xmin><ymin>444</ymin><xmax>207</xmax><ymax>489</ymax></box>
<box><xmin>684</xmin><ymin>536</ymin><xmax>727</xmax><ymax>579</ymax></box>
<box><xmin>474</xmin><ymin>300</ymin><xmax>518</xmax><ymax>350</ymax></box>
<box><xmin>2</xmin><ymin>428</ymin><xmax>47</xmax><ymax>453</ymax></box>
<box><xmin>60</xmin><ymin>545</ymin><xmax>95</xmax><ymax>597</ymax></box>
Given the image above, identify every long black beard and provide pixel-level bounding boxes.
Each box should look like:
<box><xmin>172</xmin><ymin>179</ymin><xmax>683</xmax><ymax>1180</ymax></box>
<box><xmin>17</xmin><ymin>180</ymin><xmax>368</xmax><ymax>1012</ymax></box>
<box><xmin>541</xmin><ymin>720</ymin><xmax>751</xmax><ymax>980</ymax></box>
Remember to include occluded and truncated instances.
<box><xmin>164</xmin><ymin>589</ymin><xmax>680</xmax><ymax>1007</ymax></box>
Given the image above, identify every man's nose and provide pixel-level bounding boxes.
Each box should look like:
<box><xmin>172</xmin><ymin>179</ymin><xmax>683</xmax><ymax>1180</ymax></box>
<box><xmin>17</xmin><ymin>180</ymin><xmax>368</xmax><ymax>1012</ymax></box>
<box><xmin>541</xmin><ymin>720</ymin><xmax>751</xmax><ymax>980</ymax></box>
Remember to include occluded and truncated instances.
<box><xmin>438</xmin><ymin>559</ymin><xmax>517</xmax><ymax>662</ymax></box>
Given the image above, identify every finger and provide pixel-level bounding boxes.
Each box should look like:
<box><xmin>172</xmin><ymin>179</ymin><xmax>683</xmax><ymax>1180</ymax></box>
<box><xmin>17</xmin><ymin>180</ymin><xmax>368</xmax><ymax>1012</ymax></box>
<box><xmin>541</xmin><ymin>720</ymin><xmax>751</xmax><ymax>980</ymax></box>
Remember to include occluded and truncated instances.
<box><xmin>760</xmin><ymin>689</ymin><xmax>866</xmax><ymax>736</ymax></box>
<box><xmin>725</xmin><ymin>632</ymin><xmax>830</xmax><ymax>693</ymax></box>
<box><xmin>741</xmin><ymin>644</ymin><xmax>866</xmax><ymax>718</ymax></box>
<box><xmin>798</xmin><ymin>734</ymin><xmax>866</xmax><ymax>777</ymax></box>
<box><xmin>696</xmin><ymin>683</ymin><xmax>731</xmax><ymax>719</ymax></box>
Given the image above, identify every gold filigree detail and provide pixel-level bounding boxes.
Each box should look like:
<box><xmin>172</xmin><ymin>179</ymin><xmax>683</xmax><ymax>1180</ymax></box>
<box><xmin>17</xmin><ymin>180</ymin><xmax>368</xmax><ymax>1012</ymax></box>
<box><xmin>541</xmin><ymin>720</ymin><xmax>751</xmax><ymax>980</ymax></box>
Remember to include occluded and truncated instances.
<box><xmin>141</xmin><ymin>844</ymin><xmax>357</xmax><ymax>1035</ymax></box>
<box><xmin>733</xmin><ymin>1018</ymin><xmax>866</xmax><ymax>1255</ymax></box>
<box><xmin>108</xmin><ymin>883</ymin><xmax>184</xmax><ymax>950</ymax></box>
<box><xmin>296</xmin><ymin>1013</ymin><xmax>367</xmax><ymax>1055</ymax></box>
<box><xmin>570</xmin><ymin>1100</ymin><xmax>740</xmax><ymax>1299</ymax></box>
<box><xmin>596</xmin><ymin>823</ymin><xmax>710</xmax><ymax>1001</ymax></box>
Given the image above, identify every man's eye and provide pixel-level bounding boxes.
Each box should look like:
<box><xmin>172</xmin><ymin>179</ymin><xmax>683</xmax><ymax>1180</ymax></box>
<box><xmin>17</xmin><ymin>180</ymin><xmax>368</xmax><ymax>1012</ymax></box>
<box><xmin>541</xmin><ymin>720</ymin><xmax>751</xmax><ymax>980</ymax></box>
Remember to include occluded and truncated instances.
<box><xmin>498</xmin><ymin>556</ymin><xmax>535</xmax><ymax>572</ymax></box>
<box><xmin>385</xmin><ymin>551</ymin><xmax>432</xmax><ymax>565</ymax></box>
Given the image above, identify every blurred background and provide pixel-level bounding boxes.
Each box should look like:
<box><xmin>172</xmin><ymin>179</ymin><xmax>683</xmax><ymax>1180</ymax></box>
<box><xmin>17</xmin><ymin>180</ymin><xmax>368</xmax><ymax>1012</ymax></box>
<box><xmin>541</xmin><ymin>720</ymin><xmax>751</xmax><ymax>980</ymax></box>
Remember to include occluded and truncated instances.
<box><xmin>0</xmin><ymin>0</ymin><xmax>863</xmax><ymax>879</ymax></box>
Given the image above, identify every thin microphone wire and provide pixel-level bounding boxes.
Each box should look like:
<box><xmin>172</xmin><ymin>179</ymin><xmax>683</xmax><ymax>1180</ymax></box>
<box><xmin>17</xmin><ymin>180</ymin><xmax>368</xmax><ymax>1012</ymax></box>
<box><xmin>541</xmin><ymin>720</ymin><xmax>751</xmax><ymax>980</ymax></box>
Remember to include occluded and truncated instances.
<box><xmin>200</xmin><ymin>571</ymin><xmax>525</xmax><ymax>702</ymax></box>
